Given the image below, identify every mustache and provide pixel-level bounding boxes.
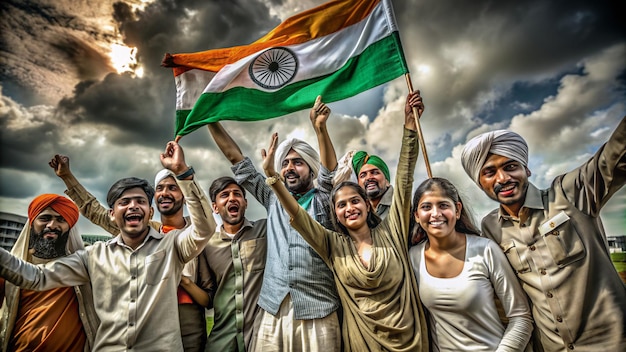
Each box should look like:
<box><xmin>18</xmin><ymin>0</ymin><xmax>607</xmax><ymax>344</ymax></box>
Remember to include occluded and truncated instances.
<box><xmin>494</xmin><ymin>182</ymin><xmax>515</xmax><ymax>194</ymax></box>
<box><xmin>157</xmin><ymin>196</ymin><xmax>174</xmax><ymax>203</ymax></box>
<box><xmin>42</xmin><ymin>228</ymin><xmax>62</xmax><ymax>236</ymax></box>
<box><xmin>284</xmin><ymin>171</ymin><xmax>299</xmax><ymax>178</ymax></box>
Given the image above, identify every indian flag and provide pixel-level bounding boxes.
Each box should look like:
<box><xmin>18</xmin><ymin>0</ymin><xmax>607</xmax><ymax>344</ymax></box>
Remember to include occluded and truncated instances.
<box><xmin>165</xmin><ymin>0</ymin><xmax>408</xmax><ymax>138</ymax></box>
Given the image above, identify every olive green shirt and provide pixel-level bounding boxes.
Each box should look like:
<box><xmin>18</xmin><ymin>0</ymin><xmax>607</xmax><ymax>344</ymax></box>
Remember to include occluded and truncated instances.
<box><xmin>290</xmin><ymin>128</ymin><xmax>429</xmax><ymax>352</ymax></box>
<box><xmin>202</xmin><ymin>218</ymin><xmax>267</xmax><ymax>352</ymax></box>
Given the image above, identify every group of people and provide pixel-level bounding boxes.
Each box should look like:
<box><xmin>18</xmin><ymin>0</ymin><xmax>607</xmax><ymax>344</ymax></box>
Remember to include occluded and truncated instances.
<box><xmin>0</xmin><ymin>91</ymin><xmax>624</xmax><ymax>352</ymax></box>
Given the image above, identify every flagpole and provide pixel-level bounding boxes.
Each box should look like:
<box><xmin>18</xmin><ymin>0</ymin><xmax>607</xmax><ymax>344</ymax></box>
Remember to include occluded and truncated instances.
<box><xmin>405</xmin><ymin>73</ymin><xmax>432</xmax><ymax>178</ymax></box>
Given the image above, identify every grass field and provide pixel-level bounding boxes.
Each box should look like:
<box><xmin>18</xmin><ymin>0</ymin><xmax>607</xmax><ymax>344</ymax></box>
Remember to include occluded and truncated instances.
<box><xmin>611</xmin><ymin>252</ymin><xmax>626</xmax><ymax>283</ymax></box>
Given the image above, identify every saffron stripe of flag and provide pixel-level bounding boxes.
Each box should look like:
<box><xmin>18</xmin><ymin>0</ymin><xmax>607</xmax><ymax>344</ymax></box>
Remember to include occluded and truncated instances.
<box><xmin>166</xmin><ymin>0</ymin><xmax>408</xmax><ymax>137</ymax></box>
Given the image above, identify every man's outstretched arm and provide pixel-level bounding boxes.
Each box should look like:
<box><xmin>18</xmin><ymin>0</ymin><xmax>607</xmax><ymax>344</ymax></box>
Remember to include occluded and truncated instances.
<box><xmin>207</xmin><ymin>122</ymin><xmax>245</xmax><ymax>165</ymax></box>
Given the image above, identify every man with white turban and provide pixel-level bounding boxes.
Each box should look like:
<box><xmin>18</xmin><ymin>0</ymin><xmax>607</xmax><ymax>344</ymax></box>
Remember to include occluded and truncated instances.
<box><xmin>460</xmin><ymin>116</ymin><xmax>626</xmax><ymax>351</ymax></box>
<box><xmin>207</xmin><ymin>95</ymin><xmax>341</xmax><ymax>352</ymax></box>
<box><xmin>0</xmin><ymin>194</ymin><xmax>99</xmax><ymax>352</ymax></box>
<box><xmin>49</xmin><ymin>156</ymin><xmax>213</xmax><ymax>352</ymax></box>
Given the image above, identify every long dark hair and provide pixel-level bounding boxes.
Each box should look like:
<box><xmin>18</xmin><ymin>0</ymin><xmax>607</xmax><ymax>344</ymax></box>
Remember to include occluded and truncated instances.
<box><xmin>330</xmin><ymin>181</ymin><xmax>381</xmax><ymax>235</ymax></box>
<box><xmin>409</xmin><ymin>177</ymin><xmax>480</xmax><ymax>245</ymax></box>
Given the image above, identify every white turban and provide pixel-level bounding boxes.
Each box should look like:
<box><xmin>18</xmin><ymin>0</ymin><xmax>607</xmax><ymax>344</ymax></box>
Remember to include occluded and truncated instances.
<box><xmin>154</xmin><ymin>168</ymin><xmax>175</xmax><ymax>186</ymax></box>
<box><xmin>275</xmin><ymin>138</ymin><xmax>320</xmax><ymax>179</ymax></box>
<box><xmin>461</xmin><ymin>130</ymin><xmax>528</xmax><ymax>185</ymax></box>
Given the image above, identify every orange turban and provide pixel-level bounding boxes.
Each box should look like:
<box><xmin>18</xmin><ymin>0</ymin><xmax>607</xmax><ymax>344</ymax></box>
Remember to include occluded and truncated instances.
<box><xmin>28</xmin><ymin>194</ymin><xmax>80</xmax><ymax>228</ymax></box>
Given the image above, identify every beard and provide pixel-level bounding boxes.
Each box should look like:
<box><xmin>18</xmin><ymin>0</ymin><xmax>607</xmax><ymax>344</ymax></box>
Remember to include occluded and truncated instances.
<box><xmin>29</xmin><ymin>228</ymin><xmax>70</xmax><ymax>259</ymax></box>
<box><xmin>365</xmin><ymin>183</ymin><xmax>388</xmax><ymax>200</ymax></box>
<box><xmin>284</xmin><ymin>171</ymin><xmax>313</xmax><ymax>195</ymax></box>
<box><xmin>157</xmin><ymin>196</ymin><xmax>184</xmax><ymax>216</ymax></box>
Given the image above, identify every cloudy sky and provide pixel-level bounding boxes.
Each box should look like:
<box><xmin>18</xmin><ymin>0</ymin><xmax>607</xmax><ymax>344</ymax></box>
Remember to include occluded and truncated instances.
<box><xmin>1</xmin><ymin>0</ymin><xmax>625</xmax><ymax>237</ymax></box>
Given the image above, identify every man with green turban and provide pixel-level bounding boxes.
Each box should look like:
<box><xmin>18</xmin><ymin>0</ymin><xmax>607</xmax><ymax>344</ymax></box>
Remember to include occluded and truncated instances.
<box><xmin>352</xmin><ymin>151</ymin><xmax>393</xmax><ymax>219</ymax></box>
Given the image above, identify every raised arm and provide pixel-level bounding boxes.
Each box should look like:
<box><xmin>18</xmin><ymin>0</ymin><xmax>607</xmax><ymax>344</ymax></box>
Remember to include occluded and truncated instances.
<box><xmin>404</xmin><ymin>90</ymin><xmax>423</xmax><ymax>132</ymax></box>
<box><xmin>49</xmin><ymin>155</ymin><xmax>119</xmax><ymax>235</ymax></box>
<box><xmin>50</xmin><ymin>155</ymin><xmax>161</xmax><ymax>234</ymax></box>
<box><xmin>387</xmin><ymin>91</ymin><xmax>424</xmax><ymax>246</ymax></box>
<box><xmin>160</xmin><ymin>141</ymin><xmax>217</xmax><ymax>262</ymax></box>
<box><xmin>310</xmin><ymin>95</ymin><xmax>337</xmax><ymax>171</ymax></box>
<box><xmin>261</xmin><ymin>133</ymin><xmax>300</xmax><ymax>217</ymax></box>
<box><xmin>207</xmin><ymin>122</ymin><xmax>245</xmax><ymax>165</ymax></box>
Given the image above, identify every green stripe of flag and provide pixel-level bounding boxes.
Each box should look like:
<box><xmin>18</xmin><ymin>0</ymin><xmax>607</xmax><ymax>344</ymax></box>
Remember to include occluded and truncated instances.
<box><xmin>176</xmin><ymin>32</ymin><xmax>408</xmax><ymax>137</ymax></box>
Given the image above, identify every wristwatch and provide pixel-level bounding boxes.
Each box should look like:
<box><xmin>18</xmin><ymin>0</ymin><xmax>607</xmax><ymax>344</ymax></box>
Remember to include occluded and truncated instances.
<box><xmin>176</xmin><ymin>166</ymin><xmax>195</xmax><ymax>180</ymax></box>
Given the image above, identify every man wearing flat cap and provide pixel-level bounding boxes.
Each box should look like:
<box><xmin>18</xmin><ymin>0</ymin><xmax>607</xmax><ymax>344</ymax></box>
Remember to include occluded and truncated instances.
<box><xmin>50</xmin><ymin>156</ymin><xmax>212</xmax><ymax>352</ymax></box>
<box><xmin>461</xmin><ymin>116</ymin><xmax>626</xmax><ymax>351</ymax></box>
<box><xmin>0</xmin><ymin>194</ymin><xmax>98</xmax><ymax>352</ymax></box>
<box><xmin>0</xmin><ymin>141</ymin><xmax>217</xmax><ymax>351</ymax></box>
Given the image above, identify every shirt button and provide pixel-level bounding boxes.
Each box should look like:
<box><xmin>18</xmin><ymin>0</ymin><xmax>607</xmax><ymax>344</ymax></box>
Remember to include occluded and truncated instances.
<box><xmin>556</xmin><ymin>315</ymin><xmax>563</xmax><ymax>322</ymax></box>
<box><xmin>546</xmin><ymin>292</ymin><xmax>553</xmax><ymax>298</ymax></box>
<box><xmin>540</xmin><ymin>269</ymin><xmax>546</xmax><ymax>275</ymax></box>
<box><xmin>289</xmin><ymin>266</ymin><xmax>293</xmax><ymax>270</ymax></box>
<box><xmin>568</xmin><ymin>344</ymin><xmax>574</xmax><ymax>350</ymax></box>
<box><xmin>289</xmin><ymin>283</ymin><xmax>294</xmax><ymax>288</ymax></box>
<box><xmin>236</xmin><ymin>290</ymin><xmax>241</xmax><ymax>294</ymax></box>
<box><xmin>529</xmin><ymin>245</ymin><xmax>536</xmax><ymax>251</ymax></box>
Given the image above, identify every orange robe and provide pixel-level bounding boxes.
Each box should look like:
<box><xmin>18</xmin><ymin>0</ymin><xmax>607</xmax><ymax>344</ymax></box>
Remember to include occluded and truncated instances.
<box><xmin>9</xmin><ymin>287</ymin><xmax>86</xmax><ymax>352</ymax></box>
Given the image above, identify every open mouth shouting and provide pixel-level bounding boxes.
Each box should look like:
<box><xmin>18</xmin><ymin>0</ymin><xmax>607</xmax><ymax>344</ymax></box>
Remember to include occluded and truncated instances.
<box><xmin>125</xmin><ymin>213</ymin><xmax>144</xmax><ymax>226</ymax></box>
<box><xmin>227</xmin><ymin>203</ymin><xmax>240</xmax><ymax>216</ymax></box>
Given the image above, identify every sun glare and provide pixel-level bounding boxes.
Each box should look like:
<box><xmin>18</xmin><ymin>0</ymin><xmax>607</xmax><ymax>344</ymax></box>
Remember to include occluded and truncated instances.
<box><xmin>109</xmin><ymin>43</ymin><xmax>143</xmax><ymax>77</ymax></box>
<box><xmin>418</xmin><ymin>65</ymin><xmax>431</xmax><ymax>75</ymax></box>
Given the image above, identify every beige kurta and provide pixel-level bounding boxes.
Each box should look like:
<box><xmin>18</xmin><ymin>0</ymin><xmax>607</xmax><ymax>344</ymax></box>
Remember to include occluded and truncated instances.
<box><xmin>290</xmin><ymin>128</ymin><xmax>428</xmax><ymax>352</ymax></box>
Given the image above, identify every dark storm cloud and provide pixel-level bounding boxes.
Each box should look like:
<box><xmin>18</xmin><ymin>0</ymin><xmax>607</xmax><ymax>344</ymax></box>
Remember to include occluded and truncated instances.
<box><xmin>0</xmin><ymin>0</ymin><xmax>117</xmax><ymax>104</ymax></box>
<box><xmin>57</xmin><ymin>73</ymin><xmax>176</xmax><ymax>146</ymax></box>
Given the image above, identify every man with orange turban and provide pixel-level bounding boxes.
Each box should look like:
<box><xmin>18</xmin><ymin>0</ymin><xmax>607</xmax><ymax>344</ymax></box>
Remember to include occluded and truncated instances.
<box><xmin>0</xmin><ymin>194</ymin><xmax>98</xmax><ymax>352</ymax></box>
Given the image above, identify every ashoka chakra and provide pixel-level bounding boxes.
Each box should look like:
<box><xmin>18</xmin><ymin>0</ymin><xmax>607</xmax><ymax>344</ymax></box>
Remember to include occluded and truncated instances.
<box><xmin>249</xmin><ymin>47</ymin><xmax>298</xmax><ymax>89</ymax></box>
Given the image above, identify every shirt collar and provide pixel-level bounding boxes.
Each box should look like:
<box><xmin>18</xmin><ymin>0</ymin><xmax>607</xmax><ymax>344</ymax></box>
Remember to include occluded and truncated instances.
<box><xmin>109</xmin><ymin>227</ymin><xmax>163</xmax><ymax>248</ymax></box>
<box><xmin>218</xmin><ymin>218</ymin><xmax>253</xmax><ymax>241</ymax></box>
<box><xmin>379</xmin><ymin>185</ymin><xmax>394</xmax><ymax>207</ymax></box>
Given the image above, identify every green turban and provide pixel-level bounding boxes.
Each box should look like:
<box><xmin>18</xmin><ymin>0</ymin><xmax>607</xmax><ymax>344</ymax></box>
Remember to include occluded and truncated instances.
<box><xmin>352</xmin><ymin>151</ymin><xmax>390</xmax><ymax>181</ymax></box>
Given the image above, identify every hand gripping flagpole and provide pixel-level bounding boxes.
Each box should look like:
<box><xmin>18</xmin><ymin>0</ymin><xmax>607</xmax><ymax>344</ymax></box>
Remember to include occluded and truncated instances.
<box><xmin>405</xmin><ymin>73</ymin><xmax>432</xmax><ymax>178</ymax></box>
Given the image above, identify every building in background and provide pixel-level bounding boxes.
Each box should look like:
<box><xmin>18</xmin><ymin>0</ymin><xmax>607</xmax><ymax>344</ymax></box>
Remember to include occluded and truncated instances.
<box><xmin>608</xmin><ymin>236</ymin><xmax>626</xmax><ymax>253</ymax></box>
<box><xmin>0</xmin><ymin>211</ymin><xmax>27</xmax><ymax>251</ymax></box>
<box><xmin>82</xmin><ymin>234</ymin><xmax>113</xmax><ymax>245</ymax></box>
